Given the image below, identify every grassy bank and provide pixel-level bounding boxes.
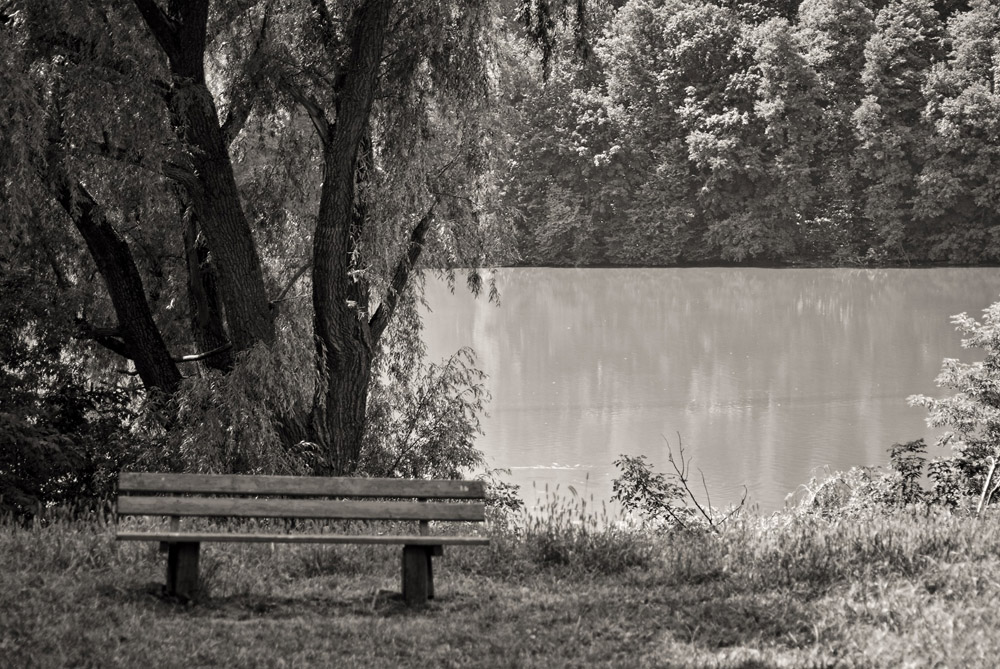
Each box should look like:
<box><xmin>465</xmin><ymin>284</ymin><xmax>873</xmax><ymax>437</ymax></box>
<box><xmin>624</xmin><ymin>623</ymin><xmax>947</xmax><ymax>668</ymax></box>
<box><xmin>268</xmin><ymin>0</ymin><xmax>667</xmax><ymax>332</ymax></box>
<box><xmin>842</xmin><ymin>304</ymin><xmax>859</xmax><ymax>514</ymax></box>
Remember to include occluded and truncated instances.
<box><xmin>4</xmin><ymin>499</ymin><xmax>1000</xmax><ymax>668</ymax></box>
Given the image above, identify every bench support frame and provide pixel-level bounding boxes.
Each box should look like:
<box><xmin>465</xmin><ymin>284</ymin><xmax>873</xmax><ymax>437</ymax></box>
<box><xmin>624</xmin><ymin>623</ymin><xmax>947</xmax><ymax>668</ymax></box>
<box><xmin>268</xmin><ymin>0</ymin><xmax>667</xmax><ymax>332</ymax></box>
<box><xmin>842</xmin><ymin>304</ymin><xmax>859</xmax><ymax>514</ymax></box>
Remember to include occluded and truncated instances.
<box><xmin>164</xmin><ymin>541</ymin><xmax>200</xmax><ymax>601</ymax></box>
<box><xmin>402</xmin><ymin>544</ymin><xmax>444</xmax><ymax>605</ymax></box>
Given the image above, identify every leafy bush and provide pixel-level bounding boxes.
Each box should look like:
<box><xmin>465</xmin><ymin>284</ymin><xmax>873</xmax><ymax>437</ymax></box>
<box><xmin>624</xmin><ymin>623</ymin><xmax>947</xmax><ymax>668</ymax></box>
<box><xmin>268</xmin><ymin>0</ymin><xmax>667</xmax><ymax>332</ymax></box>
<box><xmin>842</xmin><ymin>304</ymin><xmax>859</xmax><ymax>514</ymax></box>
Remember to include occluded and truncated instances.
<box><xmin>0</xmin><ymin>290</ymin><xmax>138</xmax><ymax>519</ymax></box>
<box><xmin>362</xmin><ymin>346</ymin><xmax>489</xmax><ymax>479</ymax></box>
<box><xmin>477</xmin><ymin>467</ymin><xmax>525</xmax><ymax>523</ymax></box>
<box><xmin>612</xmin><ymin>454</ymin><xmax>690</xmax><ymax>528</ymax></box>
<box><xmin>612</xmin><ymin>441</ymin><xmax>745</xmax><ymax>531</ymax></box>
<box><xmin>910</xmin><ymin>301</ymin><xmax>1000</xmax><ymax>511</ymax></box>
<box><xmin>791</xmin><ymin>464</ymin><xmax>900</xmax><ymax>517</ymax></box>
<box><xmin>149</xmin><ymin>324</ymin><xmax>316</xmax><ymax>475</ymax></box>
<box><xmin>790</xmin><ymin>439</ymin><xmax>970</xmax><ymax>516</ymax></box>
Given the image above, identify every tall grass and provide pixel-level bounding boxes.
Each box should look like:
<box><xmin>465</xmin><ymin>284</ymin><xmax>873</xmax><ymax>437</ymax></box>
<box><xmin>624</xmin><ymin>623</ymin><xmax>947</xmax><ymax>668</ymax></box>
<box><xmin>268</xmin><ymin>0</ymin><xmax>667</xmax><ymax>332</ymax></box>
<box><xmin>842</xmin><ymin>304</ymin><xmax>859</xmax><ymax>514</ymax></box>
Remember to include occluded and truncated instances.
<box><xmin>483</xmin><ymin>483</ymin><xmax>659</xmax><ymax>576</ymax></box>
<box><xmin>6</xmin><ymin>496</ymin><xmax>1000</xmax><ymax>667</ymax></box>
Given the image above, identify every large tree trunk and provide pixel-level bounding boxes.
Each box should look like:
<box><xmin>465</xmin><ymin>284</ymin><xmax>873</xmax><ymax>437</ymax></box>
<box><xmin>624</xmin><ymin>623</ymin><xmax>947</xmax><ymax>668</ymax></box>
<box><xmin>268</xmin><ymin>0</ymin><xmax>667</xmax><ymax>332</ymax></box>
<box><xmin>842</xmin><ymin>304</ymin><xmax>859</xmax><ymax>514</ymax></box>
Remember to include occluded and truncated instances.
<box><xmin>184</xmin><ymin>213</ymin><xmax>233</xmax><ymax>372</ymax></box>
<box><xmin>310</xmin><ymin>0</ymin><xmax>392</xmax><ymax>474</ymax></box>
<box><xmin>133</xmin><ymin>0</ymin><xmax>274</xmax><ymax>352</ymax></box>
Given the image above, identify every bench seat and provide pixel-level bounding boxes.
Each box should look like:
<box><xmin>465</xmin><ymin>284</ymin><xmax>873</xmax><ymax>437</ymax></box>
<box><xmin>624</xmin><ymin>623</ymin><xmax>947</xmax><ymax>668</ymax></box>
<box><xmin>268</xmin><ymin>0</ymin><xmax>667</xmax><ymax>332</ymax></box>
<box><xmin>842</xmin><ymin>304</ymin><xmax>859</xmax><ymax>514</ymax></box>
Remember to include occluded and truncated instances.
<box><xmin>115</xmin><ymin>472</ymin><xmax>490</xmax><ymax>605</ymax></box>
<box><xmin>117</xmin><ymin>531</ymin><xmax>490</xmax><ymax>545</ymax></box>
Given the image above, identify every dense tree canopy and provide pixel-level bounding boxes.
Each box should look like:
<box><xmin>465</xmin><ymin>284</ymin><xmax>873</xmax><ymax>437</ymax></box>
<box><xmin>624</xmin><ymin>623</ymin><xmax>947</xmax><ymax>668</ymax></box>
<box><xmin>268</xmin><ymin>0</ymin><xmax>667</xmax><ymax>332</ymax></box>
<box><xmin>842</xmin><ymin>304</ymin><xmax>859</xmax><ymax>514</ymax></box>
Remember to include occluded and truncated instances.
<box><xmin>512</xmin><ymin>0</ymin><xmax>1000</xmax><ymax>266</ymax></box>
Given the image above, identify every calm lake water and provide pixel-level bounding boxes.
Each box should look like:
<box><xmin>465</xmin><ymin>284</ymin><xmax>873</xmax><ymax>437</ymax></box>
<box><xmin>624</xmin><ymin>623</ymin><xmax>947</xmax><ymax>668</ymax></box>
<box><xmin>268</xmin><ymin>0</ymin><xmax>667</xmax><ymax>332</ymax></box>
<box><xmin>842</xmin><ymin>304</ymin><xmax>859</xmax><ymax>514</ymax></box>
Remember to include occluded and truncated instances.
<box><xmin>422</xmin><ymin>268</ymin><xmax>1000</xmax><ymax>512</ymax></box>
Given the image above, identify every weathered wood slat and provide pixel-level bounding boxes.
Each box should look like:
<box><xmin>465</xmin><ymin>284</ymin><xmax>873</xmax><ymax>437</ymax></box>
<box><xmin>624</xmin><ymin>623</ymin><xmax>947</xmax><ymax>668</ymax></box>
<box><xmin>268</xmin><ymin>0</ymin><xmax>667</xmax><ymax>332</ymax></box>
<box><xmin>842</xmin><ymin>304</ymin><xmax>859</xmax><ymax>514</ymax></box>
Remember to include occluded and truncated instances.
<box><xmin>116</xmin><ymin>531</ymin><xmax>490</xmax><ymax>545</ymax></box>
<box><xmin>118</xmin><ymin>472</ymin><xmax>485</xmax><ymax>498</ymax></box>
<box><xmin>117</xmin><ymin>495</ymin><xmax>486</xmax><ymax>522</ymax></box>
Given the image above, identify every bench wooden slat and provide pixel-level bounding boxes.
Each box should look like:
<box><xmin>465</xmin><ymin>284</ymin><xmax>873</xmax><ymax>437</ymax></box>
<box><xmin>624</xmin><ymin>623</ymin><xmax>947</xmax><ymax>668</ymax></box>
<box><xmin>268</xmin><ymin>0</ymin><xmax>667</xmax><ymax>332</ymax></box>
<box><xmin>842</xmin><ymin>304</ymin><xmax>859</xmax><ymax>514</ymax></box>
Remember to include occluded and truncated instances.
<box><xmin>118</xmin><ymin>472</ymin><xmax>485</xmax><ymax>499</ymax></box>
<box><xmin>117</xmin><ymin>495</ymin><xmax>486</xmax><ymax>522</ymax></box>
<box><xmin>116</xmin><ymin>531</ymin><xmax>490</xmax><ymax>546</ymax></box>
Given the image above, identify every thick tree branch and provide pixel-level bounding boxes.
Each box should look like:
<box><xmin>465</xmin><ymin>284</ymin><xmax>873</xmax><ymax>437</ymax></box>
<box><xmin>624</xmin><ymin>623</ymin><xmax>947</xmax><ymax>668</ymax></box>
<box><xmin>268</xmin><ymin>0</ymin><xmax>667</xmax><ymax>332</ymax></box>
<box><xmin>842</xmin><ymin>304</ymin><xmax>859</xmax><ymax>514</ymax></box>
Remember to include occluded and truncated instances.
<box><xmin>273</xmin><ymin>262</ymin><xmax>313</xmax><ymax>305</ymax></box>
<box><xmin>174</xmin><ymin>342</ymin><xmax>233</xmax><ymax>363</ymax></box>
<box><xmin>162</xmin><ymin>160</ymin><xmax>199</xmax><ymax>191</ymax></box>
<box><xmin>76</xmin><ymin>319</ymin><xmax>132</xmax><ymax>360</ymax></box>
<box><xmin>221</xmin><ymin>3</ymin><xmax>273</xmax><ymax>145</ymax></box>
<box><xmin>308</xmin><ymin>0</ymin><xmax>341</xmax><ymax>61</ymax></box>
<box><xmin>135</xmin><ymin>0</ymin><xmax>209</xmax><ymax>79</ymax></box>
<box><xmin>54</xmin><ymin>179</ymin><xmax>183</xmax><ymax>392</ymax></box>
<box><xmin>309</xmin><ymin>0</ymin><xmax>394</xmax><ymax>474</ymax></box>
<box><xmin>131</xmin><ymin>0</ymin><xmax>181</xmax><ymax>56</ymax></box>
<box><xmin>284</xmin><ymin>82</ymin><xmax>331</xmax><ymax>145</ymax></box>
<box><xmin>369</xmin><ymin>204</ymin><xmax>436</xmax><ymax>342</ymax></box>
<box><xmin>184</xmin><ymin>209</ymin><xmax>233</xmax><ymax>371</ymax></box>
<box><xmin>136</xmin><ymin>0</ymin><xmax>274</xmax><ymax>352</ymax></box>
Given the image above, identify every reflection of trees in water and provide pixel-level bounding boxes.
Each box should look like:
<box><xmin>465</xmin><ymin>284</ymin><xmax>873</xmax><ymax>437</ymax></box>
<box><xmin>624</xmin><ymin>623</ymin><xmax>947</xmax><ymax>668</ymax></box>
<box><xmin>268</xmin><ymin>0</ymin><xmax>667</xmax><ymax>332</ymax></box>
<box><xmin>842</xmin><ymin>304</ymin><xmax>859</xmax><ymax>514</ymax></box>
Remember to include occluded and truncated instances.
<box><xmin>424</xmin><ymin>268</ymin><xmax>1000</xmax><ymax>508</ymax></box>
<box><xmin>480</xmin><ymin>268</ymin><xmax>999</xmax><ymax>409</ymax></box>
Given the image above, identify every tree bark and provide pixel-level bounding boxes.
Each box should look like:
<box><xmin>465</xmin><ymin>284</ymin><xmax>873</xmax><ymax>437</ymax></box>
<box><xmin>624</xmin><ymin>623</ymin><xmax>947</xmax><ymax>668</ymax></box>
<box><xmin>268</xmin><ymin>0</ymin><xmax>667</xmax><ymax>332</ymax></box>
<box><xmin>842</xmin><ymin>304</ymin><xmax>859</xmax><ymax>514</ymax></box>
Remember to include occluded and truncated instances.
<box><xmin>54</xmin><ymin>180</ymin><xmax>183</xmax><ymax>394</ymax></box>
<box><xmin>310</xmin><ymin>0</ymin><xmax>393</xmax><ymax>474</ymax></box>
<box><xmin>133</xmin><ymin>0</ymin><xmax>274</xmax><ymax>352</ymax></box>
<box><xmin>184</xmin><ymin>212</ymin><xmax>233</xmax><ymax>372</ymax></box>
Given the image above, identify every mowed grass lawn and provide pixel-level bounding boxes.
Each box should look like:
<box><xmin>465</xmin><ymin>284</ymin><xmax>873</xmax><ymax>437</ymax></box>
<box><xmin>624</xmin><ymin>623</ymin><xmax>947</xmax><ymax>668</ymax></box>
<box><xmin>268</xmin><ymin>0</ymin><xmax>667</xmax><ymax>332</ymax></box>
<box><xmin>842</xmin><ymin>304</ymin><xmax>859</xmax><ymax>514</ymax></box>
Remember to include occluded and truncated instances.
<box><xmin>4</xmin><ymin>503</ymin><xmax>1000</xmax><ymax>668</ymax></box>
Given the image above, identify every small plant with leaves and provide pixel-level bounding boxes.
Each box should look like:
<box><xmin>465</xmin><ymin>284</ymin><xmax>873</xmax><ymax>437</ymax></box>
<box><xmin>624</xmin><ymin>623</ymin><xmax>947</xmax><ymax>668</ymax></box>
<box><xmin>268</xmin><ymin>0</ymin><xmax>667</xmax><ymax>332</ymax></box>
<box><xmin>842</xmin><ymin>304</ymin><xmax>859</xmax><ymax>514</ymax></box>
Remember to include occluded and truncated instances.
<box><xmin>791</xmin><ymin>440</ymin><xmax>965</xmax><ymax>516</ymax></box>
<box><xmin>477</xmin><ymin>468</ymin><xmax>524</xmax><ymax>525</ymax></box>
<box><xmin>886</xmin><ymin>439</ymin><xmax>927</xmax><ymax>505</ymax></box>
<box><xmin>612</xmin><ymin>436</ymin><xmax>745</xmax><ymax>531</ymax></box>
<box><xmin>612</xmin><ymin>454</ymin><xmax>689</xmax><ymax>528</ymax></box>
<box><xmin>791</xmin><ymin>465</ymin><xmax>899</xmax><ymax>517</ymax></box>
<box><xmin>910</xmin><ymin>300</ymin><xmax>1000</xmax><ymax>513</ymax></box>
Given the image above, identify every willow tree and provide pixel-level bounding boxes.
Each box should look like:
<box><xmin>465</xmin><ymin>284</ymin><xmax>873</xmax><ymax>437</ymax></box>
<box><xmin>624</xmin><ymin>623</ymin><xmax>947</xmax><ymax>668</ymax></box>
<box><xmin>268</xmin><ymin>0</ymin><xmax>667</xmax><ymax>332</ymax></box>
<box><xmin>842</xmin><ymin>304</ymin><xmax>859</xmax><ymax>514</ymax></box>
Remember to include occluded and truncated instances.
<box><xmin>2</xmin><ymin>0</ymin><xmax>570</xmax><ymax>475</ymax></box>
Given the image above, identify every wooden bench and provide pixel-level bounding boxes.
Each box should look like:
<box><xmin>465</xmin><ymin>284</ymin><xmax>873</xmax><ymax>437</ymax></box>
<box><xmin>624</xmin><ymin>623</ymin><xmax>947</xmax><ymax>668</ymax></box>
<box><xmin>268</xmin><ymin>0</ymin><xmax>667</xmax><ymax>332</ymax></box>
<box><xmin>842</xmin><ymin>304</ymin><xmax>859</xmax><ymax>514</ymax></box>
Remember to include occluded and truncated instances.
<box><xmin>115</xmin><ymin>472</ymin><xmax>489</xmax><ymax>605</ymax></box>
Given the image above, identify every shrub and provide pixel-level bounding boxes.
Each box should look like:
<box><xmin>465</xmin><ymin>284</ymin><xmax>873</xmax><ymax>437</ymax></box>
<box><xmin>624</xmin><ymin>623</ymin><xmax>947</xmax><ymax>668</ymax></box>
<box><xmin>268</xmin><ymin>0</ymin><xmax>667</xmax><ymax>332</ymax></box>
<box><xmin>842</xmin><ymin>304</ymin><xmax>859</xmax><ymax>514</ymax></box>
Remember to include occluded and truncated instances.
<box><xmin>611</xmin><ymin>454</ymin><xmax>690</xmax><ymax>528</ymax></box>
<box><xmin>160</xmin><ymin>334</ymin><xmax>315</xmax><ymax>475</ymax></box>
<box><xmin>612</xmin><ymin>439</ymin><xmax>745</xmax><ymax>531</ymax></box>
<box><xmin>910</xmin><ymin>300</ymin><xmax>1000</xmax><ymax>511</ymax></box>
<box><xmin>790</xmin><ymin>439</ymin><xmax>969</xmax><ymax>516</ymax></box>
<box><xmin>790</xmin><ymin>465</ymin><xmax>899</xmax><ymax>517</ymax></box>
<box><xmin>0</xmin><ymin>315</ymin><xmax>139</xmax><ymax>519</ymax></box>
<box><xmin>362</xmin><ymin>346</ymin><xmax>489</xmax><ymax>479</ymax></box>
<box><xmin>478</xmin><ymin>467</ymin><xmax>525</xmax><ymax>523</ymax></box>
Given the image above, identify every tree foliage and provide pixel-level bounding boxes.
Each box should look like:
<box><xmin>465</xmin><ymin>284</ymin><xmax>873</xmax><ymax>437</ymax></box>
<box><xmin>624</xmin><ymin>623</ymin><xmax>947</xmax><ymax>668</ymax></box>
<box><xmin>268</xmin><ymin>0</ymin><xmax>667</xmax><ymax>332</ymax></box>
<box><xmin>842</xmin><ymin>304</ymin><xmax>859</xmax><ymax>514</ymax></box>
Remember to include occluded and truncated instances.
<box><xmin>512</xmin><ymin>0</ymin><xmax>1000</xmax><ymax>266</ymax></box>
<box><xmin>910</xmin><ymin>300</ymin><xmax>1000</xmax><ymax>509</ymax></box>
<box><xmin>1</xmin><ymin>0</ymin><xmax>538</xmax><ymax>501</ymax></box>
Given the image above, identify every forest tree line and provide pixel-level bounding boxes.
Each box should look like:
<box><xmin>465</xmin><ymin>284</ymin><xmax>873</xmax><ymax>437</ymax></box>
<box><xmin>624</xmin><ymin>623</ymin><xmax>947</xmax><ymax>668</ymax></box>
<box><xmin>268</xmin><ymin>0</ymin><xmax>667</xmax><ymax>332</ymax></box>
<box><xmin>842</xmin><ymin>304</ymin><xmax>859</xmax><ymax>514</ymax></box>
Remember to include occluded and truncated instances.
<box><xmin>507</xmin><ymin>0</ymin><xmax>1000</xmax><ymax>266</ymax></box>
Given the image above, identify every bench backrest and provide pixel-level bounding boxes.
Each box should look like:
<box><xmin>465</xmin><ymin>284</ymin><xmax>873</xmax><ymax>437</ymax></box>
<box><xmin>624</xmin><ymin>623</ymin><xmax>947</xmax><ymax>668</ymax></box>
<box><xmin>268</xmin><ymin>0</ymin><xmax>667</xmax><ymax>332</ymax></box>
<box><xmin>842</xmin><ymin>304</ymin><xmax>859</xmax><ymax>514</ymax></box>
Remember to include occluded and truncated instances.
<box><xmin>117</xmin><ymin>473</ymin><xmax>487</xmax><ymax>523</ymax></box>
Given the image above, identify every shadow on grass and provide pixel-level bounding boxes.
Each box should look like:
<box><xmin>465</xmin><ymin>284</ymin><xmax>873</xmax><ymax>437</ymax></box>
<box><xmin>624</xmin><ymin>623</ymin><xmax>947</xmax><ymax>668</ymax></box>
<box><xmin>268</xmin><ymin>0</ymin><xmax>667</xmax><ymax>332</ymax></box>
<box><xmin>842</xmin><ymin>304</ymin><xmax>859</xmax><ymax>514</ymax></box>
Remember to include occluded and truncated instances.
<box><xmin>120</xmin><ymin>584</ymin><xmax>458</xmax><ymax>621</ymax></box>
<box><xmin>668</xmin><ymin>593</ymin><xmax>818</xmax><ymax>649</ymax></box>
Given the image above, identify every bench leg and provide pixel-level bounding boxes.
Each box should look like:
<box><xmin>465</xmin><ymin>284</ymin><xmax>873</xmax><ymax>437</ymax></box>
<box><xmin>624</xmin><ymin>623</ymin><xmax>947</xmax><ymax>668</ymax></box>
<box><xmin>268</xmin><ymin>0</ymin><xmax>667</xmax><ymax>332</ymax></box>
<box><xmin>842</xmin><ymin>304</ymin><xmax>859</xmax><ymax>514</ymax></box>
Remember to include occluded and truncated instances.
<box><xmin>166</xmin><ymin>542</ymin><xmax>200</xmax><ymax>602</ymax></box>
<box><xmin>402</xmin><ymin>545</ymin><xmax>442</xmax><ymax>605</ymax></box>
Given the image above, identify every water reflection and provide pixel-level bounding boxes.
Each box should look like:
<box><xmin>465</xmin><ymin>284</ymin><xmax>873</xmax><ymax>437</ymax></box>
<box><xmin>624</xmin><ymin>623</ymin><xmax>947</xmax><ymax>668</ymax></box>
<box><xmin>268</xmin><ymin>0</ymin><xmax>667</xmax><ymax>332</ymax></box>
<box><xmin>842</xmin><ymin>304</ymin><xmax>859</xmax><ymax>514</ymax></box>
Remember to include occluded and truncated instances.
<box><xmin>423</xmin><ymin>268</ymin><xmax>1000</xmax><ymax>512</ymax></box>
